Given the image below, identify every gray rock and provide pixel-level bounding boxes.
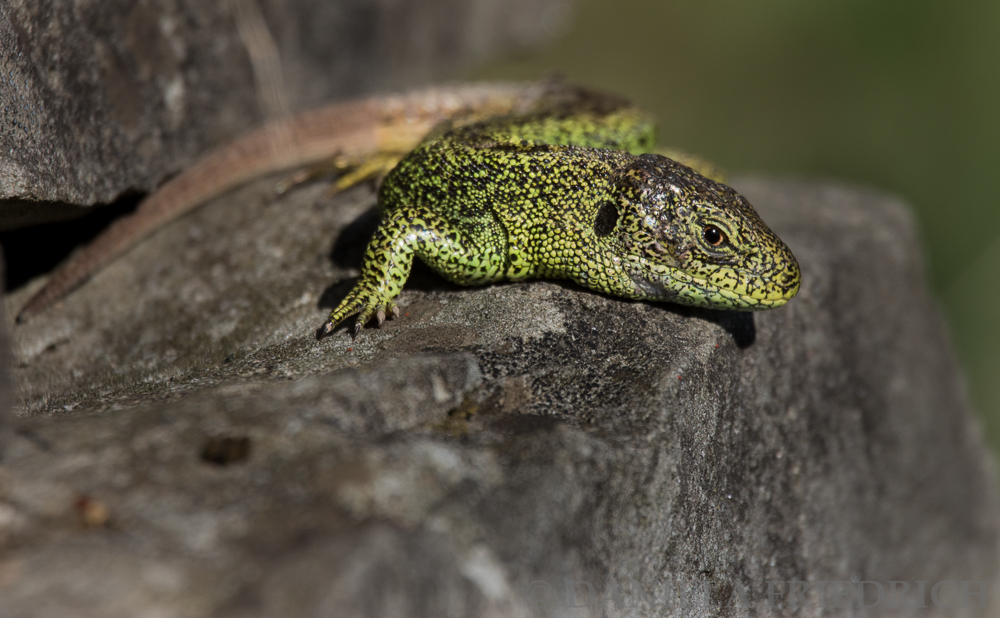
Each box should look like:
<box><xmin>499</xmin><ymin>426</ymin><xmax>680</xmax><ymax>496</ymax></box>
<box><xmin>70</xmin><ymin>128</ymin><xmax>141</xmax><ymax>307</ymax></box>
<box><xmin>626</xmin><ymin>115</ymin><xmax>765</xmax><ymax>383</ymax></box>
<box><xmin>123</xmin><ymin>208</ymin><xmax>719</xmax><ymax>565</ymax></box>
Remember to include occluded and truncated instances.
<box><xmin>2</xmin><ymin>176</ymin><xmax>997</xmax><ymax>616</ymax></box>
<box><xmin>0</xmin><ymin>0</ymin><xmax>571</xmax><ymax>228</ymax></box>
<box><xmin>0</xmin><ymin>252</ymin><xmax>9</xmax><ymax>459</ymax></box>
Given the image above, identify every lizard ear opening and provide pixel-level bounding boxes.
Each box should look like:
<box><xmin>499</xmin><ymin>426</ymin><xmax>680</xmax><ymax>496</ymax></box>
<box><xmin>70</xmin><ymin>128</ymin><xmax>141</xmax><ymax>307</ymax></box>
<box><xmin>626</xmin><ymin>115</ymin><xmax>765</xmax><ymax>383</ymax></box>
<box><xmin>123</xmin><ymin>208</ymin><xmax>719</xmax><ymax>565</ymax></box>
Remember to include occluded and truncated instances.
<box><xmin>594</xmin><ymin>200</ymin><xmax>619</xmax><ymax>237</ymax></box>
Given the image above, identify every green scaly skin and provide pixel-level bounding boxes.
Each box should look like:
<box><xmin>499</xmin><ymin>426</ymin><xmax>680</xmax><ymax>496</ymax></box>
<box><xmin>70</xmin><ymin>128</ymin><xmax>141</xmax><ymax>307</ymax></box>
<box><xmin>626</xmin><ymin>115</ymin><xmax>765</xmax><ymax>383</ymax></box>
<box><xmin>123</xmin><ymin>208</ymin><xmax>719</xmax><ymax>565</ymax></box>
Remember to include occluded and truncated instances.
<box><xmin>322</xmin><ymin>87</ymin><xmax>801</xmax><ymax>339</ymax></box>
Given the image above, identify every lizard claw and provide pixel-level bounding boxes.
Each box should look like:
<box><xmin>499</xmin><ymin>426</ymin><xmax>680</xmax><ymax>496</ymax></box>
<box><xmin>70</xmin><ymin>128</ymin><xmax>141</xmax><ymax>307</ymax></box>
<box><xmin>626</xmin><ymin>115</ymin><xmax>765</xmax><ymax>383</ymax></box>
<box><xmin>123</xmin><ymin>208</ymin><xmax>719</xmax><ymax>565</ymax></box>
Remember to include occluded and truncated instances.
<box><xmin>323</xmin><ymin>283</ymin><xmax>402</xmax><ymax>341</ymax></box>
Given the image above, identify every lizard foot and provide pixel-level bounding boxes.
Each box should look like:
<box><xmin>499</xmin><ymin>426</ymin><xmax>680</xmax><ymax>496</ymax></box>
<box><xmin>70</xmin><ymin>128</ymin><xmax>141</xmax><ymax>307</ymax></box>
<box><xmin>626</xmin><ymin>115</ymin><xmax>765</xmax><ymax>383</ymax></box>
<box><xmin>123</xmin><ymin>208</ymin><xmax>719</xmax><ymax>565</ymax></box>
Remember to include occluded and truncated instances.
<box><xmin>321</xmin><ymin>287</ymin><xmax>400</xmax><ymax>340</ymax></box>
<box><xmin>328</xmin><ymin>152</ymin><xmax>405</xmax><ymax>194</ymax></box>
<box><xmin>274</xmin><ymin>155</ymin><xmax>352</xmax><ymax>195</ymax></box>
<box><xmin>275</xmin><ymin>152</ymin><xmax>406</xmax><ymax>196</ymax></box>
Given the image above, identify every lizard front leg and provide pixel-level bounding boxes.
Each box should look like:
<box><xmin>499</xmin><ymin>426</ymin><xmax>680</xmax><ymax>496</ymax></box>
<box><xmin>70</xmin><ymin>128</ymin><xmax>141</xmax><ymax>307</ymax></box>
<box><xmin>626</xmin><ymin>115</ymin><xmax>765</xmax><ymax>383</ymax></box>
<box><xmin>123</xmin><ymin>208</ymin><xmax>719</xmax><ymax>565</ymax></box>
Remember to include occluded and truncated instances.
<box><xmin>323</xmin><ymin>206</ymin><xmax>508</xmax><ymax>339</ymax></box>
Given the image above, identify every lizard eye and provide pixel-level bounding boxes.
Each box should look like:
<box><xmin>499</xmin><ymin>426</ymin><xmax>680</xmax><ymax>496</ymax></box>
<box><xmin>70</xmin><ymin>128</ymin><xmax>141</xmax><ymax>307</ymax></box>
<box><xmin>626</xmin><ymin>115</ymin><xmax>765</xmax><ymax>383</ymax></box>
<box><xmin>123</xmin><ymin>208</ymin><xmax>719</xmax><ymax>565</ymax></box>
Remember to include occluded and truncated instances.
<box><xmin>703</xmin><ymin>225</ymin><xmax>726</xmax><ymax>247</ymax></box>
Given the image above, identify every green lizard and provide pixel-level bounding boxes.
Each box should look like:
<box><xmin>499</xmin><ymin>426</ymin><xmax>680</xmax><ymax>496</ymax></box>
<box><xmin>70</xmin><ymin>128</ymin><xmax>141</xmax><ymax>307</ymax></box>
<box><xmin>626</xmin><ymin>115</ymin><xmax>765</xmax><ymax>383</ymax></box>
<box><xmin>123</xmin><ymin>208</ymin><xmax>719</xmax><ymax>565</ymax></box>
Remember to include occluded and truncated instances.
<box><xmin>322</xmin><ymin>85</ymin><xmax>800</xmax><ymax>338</ymax></box>
<box><xmin>17</xmin><ymin>82</ymin><xmax>800</xmax><ymax>337</ymax></box>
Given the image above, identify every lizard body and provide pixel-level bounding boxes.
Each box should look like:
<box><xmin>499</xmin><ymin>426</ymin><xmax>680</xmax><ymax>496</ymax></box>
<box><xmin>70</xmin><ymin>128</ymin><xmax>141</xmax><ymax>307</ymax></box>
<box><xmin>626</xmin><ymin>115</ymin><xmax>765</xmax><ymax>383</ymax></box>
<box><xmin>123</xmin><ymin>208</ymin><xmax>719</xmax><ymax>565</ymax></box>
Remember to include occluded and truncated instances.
<box><xmin>17</xmin><ymin>82</ymin><xmax>800</xmax><ymax>338</ymax></box>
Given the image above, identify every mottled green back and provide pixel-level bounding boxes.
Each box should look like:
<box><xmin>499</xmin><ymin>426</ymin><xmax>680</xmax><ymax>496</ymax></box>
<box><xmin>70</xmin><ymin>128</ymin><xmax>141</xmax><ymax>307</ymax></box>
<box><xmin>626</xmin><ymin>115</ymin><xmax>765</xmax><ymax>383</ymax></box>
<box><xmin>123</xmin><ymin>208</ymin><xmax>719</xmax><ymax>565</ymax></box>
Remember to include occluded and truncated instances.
<box><xmin>462</xmin><ymin>107</ymin><xmax>656</xmax><ymax>153</ymax></box>
<box><xmin>379</xmin><ymin>122</ymin><xmax>642</xmax><ymax>268</ymax></box>
<box><xmin>379</xmin><ymin>88</ymin><xmax>656</xmax><ymax>239</ymax></box>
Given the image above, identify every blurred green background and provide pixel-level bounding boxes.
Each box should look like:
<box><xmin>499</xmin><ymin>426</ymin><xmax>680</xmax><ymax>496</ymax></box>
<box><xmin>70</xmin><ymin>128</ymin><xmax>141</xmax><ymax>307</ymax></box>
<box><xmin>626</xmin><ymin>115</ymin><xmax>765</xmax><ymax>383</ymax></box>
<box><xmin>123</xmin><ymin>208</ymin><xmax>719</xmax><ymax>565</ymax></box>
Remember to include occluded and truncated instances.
<box><xmin>472</xmin><ymin>0</ymin><xmax>1000</xmax><ymax>452</ymax></box>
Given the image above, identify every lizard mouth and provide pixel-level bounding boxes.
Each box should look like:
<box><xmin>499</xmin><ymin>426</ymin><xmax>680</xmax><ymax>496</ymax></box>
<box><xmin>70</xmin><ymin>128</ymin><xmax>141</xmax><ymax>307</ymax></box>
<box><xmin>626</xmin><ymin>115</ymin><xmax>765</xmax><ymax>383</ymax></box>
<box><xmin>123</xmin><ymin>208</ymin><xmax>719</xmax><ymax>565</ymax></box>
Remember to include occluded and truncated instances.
<box><xmin>626</xmin><ymin>259</ymin><xmax>800</xmax><ymax>311</ymax></box>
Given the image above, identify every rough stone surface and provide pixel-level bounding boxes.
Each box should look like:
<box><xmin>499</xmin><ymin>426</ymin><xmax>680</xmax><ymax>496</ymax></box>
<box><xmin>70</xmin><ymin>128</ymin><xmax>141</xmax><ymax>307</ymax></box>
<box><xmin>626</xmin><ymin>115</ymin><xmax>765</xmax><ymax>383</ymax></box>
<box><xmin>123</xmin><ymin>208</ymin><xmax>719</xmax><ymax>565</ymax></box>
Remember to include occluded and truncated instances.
<box><xmin>2</xmin><ymin>176</ymin><xmax>997</xmax><ymax>617</ymax></box>
<box><xmin>0</xmin><ymin>253</ymin><xmax>9</xmax><ymax>459</ymax></box>
<box><xmin>0</xmin><ymin>0</ymin><xmax>572</xmax><ymax>228</ymax></box>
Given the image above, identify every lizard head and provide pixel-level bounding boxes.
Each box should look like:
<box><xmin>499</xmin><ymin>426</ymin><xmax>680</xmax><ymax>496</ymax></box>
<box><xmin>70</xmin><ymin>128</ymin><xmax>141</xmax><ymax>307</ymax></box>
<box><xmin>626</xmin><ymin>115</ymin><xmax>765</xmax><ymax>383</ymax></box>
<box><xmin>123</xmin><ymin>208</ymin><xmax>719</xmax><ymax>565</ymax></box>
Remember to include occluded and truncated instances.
<box><xmin>599</xmin><ymin>154</ymin><xmax>800</xmax><ymax>310</ymax></box>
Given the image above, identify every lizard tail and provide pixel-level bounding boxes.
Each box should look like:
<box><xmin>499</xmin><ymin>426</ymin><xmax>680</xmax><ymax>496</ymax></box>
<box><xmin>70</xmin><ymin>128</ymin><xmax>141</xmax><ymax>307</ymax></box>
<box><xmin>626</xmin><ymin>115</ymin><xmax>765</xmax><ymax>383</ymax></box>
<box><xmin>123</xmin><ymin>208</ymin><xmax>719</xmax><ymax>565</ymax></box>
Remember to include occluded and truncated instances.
<box><xmin>16</xmin><ymin>82</ymin><xmax>532</xmax><ymax>323</ymax></box>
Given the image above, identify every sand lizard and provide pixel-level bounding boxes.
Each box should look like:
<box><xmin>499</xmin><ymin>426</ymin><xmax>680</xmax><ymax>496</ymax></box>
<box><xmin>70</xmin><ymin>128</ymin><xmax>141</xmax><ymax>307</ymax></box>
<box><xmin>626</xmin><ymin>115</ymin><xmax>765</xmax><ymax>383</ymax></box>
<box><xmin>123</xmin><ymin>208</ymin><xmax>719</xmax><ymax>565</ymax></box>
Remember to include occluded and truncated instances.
<box><xmin>17</xmin><ymin>82</ymin><xmax>800</xmax><ymax>338</ymax></box>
